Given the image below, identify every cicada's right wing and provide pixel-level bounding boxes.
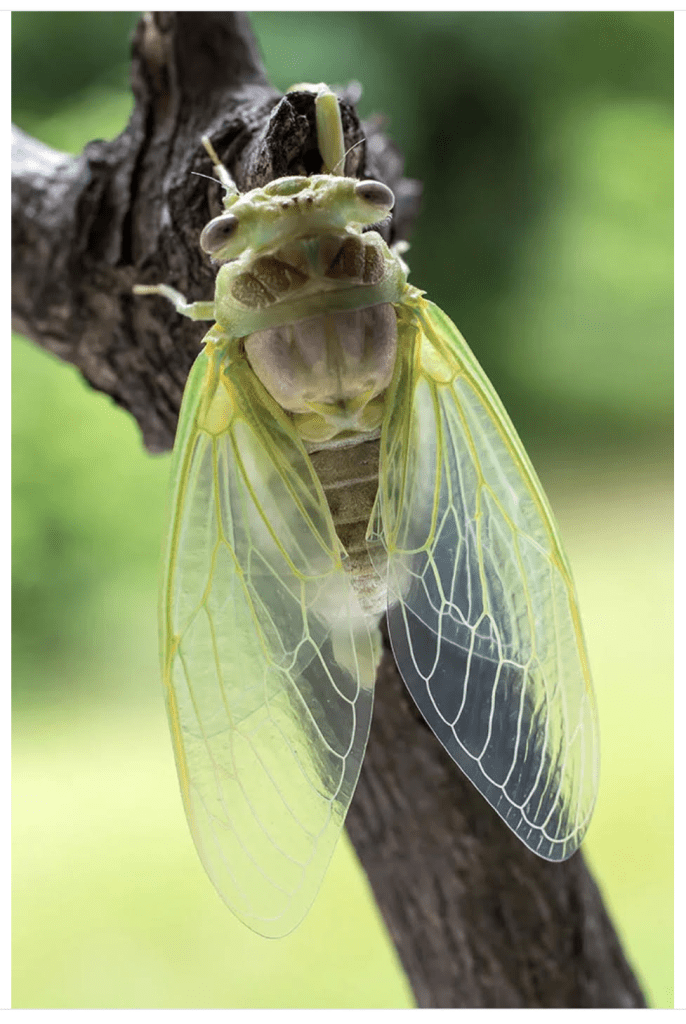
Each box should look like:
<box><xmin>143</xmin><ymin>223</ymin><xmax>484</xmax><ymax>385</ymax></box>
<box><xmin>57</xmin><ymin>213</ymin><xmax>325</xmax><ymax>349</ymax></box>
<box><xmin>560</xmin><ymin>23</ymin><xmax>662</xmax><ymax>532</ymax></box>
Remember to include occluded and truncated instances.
<box><xmin>162</xmin><ymin>335</ymin><xmax>378</xmax><ymax>937</ymax></box>
<box><xmin>370</xmin><ymin>297</ymin><xmax>599</xmax><ymax>861</ymax></box>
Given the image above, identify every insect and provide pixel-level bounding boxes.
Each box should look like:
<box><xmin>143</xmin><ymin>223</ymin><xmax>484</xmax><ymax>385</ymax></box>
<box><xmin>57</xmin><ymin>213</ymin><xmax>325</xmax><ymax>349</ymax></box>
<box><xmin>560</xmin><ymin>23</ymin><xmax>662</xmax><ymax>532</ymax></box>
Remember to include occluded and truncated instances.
<box><xmin>135</xmin><ymin>84</ymin><xmax>599</xmax><ymax>938</ymax></box>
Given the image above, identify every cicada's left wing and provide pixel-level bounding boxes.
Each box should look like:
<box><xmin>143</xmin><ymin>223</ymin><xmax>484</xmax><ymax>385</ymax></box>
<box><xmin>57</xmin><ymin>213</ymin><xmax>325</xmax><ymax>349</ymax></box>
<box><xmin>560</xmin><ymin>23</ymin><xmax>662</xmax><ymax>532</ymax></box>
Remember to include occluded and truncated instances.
<box><xmin>370</xmin><ymin>295</ymin><xmax>599</xmax><ymax>860</ymax></box>
<box><xmin>162</xmin><ymin>336</ymin><xmax>379</xmax><ymax>937</ymax></box>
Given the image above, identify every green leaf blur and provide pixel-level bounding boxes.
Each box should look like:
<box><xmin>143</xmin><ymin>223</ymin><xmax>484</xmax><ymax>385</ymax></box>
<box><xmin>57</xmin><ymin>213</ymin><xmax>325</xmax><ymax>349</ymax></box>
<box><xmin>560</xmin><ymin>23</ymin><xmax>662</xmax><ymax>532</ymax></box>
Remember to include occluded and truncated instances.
<box><xmin>12</xmin><ymin>12</ymin><xmax>672</xmax><ymax>1010</ymax></box>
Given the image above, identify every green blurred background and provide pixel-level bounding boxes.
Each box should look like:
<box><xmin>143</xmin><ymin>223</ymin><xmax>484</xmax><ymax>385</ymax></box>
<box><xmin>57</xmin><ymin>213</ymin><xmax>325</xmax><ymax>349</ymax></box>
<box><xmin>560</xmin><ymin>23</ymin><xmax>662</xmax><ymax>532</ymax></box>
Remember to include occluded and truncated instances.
<box><xmin>12</xmin><ymin>12</ymin><xmax>673</xmax><ymax>1009</ymax></box>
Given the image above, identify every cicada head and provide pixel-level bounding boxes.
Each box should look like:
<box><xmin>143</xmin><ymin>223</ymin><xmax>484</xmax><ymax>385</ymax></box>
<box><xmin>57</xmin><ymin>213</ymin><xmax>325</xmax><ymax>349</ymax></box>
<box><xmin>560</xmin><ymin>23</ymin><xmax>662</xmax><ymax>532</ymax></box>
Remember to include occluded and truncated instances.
<box><xmin>199</xmin><ymin>175</ymin><xmax>395</xmax><ymax>265</ymax></box>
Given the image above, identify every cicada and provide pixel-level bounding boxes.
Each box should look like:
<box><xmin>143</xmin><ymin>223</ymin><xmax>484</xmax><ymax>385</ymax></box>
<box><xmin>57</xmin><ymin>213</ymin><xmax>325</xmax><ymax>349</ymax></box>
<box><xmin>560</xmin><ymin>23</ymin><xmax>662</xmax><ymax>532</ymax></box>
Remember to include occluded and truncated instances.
<box><xmin>135</xmin><ymin>85</ymin><xmax>599</xmax><ymax>937</ymax></box>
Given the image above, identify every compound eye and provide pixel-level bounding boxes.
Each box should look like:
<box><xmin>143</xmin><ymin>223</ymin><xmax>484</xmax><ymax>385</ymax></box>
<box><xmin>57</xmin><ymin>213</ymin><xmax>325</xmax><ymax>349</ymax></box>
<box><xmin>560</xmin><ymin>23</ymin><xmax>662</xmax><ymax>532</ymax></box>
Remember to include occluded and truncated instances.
<box><xmin>354</xmin><ymin>180</ymin><xmax>395</xmax><ymax>211</ymax></box>
<box><xmin>200</xmin><ymin>213</ymin><xmax>239</xmax><ymax>254</ymax></box>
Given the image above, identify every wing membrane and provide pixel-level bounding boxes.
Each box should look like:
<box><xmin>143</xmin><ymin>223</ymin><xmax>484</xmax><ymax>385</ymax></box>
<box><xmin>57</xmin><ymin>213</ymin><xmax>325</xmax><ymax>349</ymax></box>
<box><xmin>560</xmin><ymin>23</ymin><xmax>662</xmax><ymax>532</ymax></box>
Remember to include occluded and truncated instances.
<box><xmin>162</xmin><ymin>339</ymin><xmax>378</xmax><ymax>936</ymax></box>
<box><xmin>371</xmin><ymin>297</ymin><xmax>599</xmax><ymax>859</ymax></box>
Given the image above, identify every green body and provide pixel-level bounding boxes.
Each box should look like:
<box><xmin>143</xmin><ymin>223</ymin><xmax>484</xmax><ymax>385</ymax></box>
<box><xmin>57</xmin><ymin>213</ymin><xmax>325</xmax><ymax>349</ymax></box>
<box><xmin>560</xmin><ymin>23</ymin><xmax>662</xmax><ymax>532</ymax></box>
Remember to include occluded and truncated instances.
<box><xmin>134</xmin><ymin>85</ymin><xmax>599</xmax><ymax>937</ymax></box>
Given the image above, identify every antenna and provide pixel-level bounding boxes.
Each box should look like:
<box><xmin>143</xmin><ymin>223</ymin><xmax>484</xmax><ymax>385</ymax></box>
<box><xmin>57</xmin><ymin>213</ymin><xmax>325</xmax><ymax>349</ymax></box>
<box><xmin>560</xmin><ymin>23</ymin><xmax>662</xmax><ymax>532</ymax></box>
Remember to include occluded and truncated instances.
<box><xmin>191</xmin><ymin>170</ymin><xmax>224</xmax><ymax>186</ymax></box>
<box><xmin>331</xmin><ymin>137</ymin><xmax>365</xmax><ymax>177</ymax></box>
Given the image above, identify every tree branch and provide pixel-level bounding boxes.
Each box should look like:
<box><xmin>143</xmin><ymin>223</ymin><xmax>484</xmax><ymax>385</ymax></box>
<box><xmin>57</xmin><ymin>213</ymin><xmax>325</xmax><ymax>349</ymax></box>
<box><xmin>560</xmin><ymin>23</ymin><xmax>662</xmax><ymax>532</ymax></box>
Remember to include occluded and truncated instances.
<box><xmin>348</xmin><ymin>629</ymin><xmax>645</xmax><ymax>1007</ymax></box>
<box><xmin>12</xmin><ymin>12</ymin><xmax>645</xmax><ymax>1009</ymax></box>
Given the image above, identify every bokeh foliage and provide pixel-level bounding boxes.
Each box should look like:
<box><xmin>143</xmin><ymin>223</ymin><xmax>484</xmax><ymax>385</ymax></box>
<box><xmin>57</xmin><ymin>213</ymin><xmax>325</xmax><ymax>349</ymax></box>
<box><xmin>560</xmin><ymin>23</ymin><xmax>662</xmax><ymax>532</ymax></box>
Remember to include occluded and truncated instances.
<box><xmin>12</xmin><ymin>11</ymin><xmax>672</xmax><ymax>1010</ymax></box>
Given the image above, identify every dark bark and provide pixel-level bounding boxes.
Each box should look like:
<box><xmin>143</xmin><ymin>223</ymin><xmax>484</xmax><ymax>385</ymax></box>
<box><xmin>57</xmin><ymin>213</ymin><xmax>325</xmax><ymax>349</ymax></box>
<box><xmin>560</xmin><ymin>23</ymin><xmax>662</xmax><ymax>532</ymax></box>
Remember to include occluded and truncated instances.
<box><xmin>12</xmin><ymin>12</ymin><xmax>645</xmax><ymax>1009</ymax></box>
<box><xmin>348</xmin><ymin>627</ymin><xmax>646</xmax><ymax>1007</ymax></box>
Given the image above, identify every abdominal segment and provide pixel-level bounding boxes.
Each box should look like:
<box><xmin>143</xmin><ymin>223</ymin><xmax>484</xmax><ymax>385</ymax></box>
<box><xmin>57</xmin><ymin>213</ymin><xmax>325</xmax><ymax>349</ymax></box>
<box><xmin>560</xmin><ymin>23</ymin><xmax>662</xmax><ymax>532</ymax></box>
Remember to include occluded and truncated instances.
<box><xmin>308</xmin><ymin>437</ymin><xmax>387</xmax><ymax>618</ymax></box>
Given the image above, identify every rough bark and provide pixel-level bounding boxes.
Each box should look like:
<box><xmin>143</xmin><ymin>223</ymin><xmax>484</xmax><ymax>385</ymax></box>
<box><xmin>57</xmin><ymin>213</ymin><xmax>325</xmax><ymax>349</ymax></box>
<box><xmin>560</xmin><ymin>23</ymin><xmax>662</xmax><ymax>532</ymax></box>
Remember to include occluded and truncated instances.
<box><xmin>12</xmin><ymin>11</ymin><xmax>645</xmax><ymax>1009</ymax></box>
<box><xmin>349</xmin><ymin>625</ymin><xmax>646</xmax><ymax>1008</ymax></box>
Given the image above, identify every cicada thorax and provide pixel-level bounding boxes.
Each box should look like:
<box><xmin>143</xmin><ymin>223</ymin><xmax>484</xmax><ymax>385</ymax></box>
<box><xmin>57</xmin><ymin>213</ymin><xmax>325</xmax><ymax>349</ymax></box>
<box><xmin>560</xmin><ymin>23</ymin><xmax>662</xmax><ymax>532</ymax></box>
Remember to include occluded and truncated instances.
<box><xmin>244</xmin><ymin>302</ymin><xmax>397</xmax><ymax>439</ymax></box>
<box><xmin>233</xmin><ymin>233</ymin><xmax>397</xmax><ymax>434</ymax></box>
<box><xmin>230</xmin><ymin>232</ymin><xmax>388</xmax><ymax>309</ymax></box>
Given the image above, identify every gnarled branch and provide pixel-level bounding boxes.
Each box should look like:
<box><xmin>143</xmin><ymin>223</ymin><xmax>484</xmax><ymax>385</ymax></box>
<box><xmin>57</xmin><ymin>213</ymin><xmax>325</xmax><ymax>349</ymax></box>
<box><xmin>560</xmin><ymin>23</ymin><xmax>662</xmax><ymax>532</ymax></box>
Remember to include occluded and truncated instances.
<box><xmin>11</xmin><ymin>12</ymin><xmax>644</xmax><ymax>1009</ymax></box>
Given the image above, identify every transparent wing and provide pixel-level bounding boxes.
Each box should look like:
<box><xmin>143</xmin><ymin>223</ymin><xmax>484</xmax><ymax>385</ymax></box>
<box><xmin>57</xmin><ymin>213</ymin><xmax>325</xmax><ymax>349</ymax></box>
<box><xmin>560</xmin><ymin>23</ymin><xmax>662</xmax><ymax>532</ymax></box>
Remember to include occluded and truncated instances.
<box><xmin>371</xmin><ymin>296</ymin><xmax>599</xmax><ymax>860</ymax></box>
<box><xmin>162</xmin><ymin>336</ymin><xmax>378</xmax><ymax>937</ymax></box>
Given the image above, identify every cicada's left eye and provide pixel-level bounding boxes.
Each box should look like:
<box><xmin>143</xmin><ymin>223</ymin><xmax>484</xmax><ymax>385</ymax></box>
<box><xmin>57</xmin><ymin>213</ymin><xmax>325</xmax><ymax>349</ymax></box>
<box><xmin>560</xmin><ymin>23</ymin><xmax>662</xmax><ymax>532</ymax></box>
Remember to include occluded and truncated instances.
<box><xmin>354</xmin><ymin>180</ymin><xmax>394</xmax><ymax>214</ymax></box>
<box><xmin>200</xmin><ymin>213</ymin><xmax>240</xmax><ymax>256</ymax></box>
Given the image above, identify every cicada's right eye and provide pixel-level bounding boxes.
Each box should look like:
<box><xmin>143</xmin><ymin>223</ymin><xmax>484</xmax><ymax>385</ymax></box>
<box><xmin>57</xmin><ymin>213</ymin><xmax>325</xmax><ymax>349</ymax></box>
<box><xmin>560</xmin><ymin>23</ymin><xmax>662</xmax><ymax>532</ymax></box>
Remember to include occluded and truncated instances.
<box><xmin>354</xmin><ymin>180</ymin><xmax>394</xmax><ymax>211</ymax></box>
<box><xmin>200</xmin><ymin>213</ymin><xmax>239</xmax><ymax>256</ymax></box>
<box><xmin>353</xmin><ymin>181</ymin><xmax>395</xmax><ymax>225</ymax></box>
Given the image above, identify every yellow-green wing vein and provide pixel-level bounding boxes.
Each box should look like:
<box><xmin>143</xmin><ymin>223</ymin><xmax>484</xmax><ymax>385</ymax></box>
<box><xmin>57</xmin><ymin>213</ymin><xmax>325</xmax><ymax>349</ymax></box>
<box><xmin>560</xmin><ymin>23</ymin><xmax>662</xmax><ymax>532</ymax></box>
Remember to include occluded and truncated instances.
<box><xmin>371</xmin><ymin>297</ymin><xmax>599</xmax><ymax>860</ymax></box>
<box><xmin>162</xmin><ymin>338</ymin><xmax>378</xmax><ymax>936</ymax></box>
